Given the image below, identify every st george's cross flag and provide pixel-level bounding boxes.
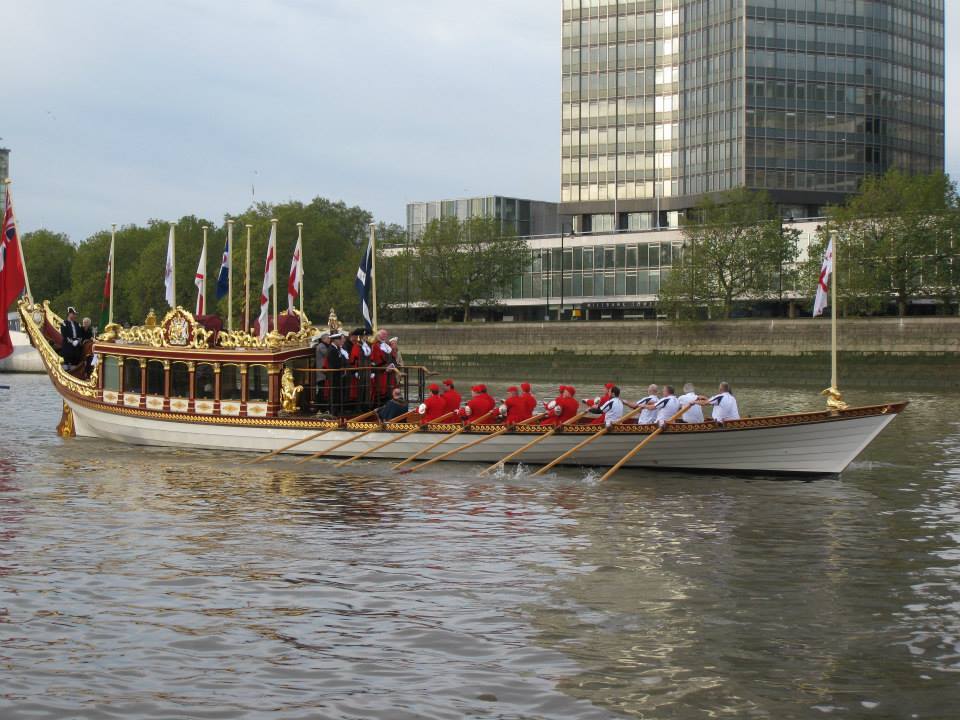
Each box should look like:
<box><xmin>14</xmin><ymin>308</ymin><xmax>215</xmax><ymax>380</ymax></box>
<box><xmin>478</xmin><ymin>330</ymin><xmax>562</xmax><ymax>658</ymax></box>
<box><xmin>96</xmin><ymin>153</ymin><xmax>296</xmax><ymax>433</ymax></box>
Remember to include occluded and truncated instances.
<box><xmin>194</xmin><ymin>240</ymin><xmax>207</xmax><ymax>316</ymax></box>
<box><xmin>257</xmin><ymin>223</ymin><xmax>277</xmax><ymax>340</ymax></box>
<box><xmin>813</xmin><ymin>238</ymin><xmax>834</xmax><ymax>317</ymax></box>
<box><xmin>0</xmin><ymin>194</ymin><xmax>27</xmax><ymax>360</ymax></box>
<box><xmin>287</xmin><ymin>236</ymin><xmax>302</xmax><ymax>312</ymax></box>
<box><xmin>355</xmin><ymin>235</ymin><xmax>374</xmax><ymax>333</ymax></box>
<box><xmin>216</xmin><ymin>234</ymin><xmax>230</xmax><ymax>300</ymax></box>
<box><xmin>164</xmin><ymin>225</ymin><xmax>176</xmax><ymax>308</ymax></box>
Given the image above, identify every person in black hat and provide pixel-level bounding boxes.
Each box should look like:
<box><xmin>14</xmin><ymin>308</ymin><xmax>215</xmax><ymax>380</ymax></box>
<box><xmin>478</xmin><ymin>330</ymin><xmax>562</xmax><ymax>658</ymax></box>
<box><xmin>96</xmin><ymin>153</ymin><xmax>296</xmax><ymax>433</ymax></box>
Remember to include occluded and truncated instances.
<box><xmin>60</xmin><ymin>306</ymin><xmax>83</xmax><ymax>368</ymax></box>
<box><xmin>326</xmin><ymin>332</ymin><xmax>349</xmax><ymax>415</ymax></box>
<box><xmin>348</xmin><ymin>328</ymin><xmax>371</xmax><ymax>411</ymax></box>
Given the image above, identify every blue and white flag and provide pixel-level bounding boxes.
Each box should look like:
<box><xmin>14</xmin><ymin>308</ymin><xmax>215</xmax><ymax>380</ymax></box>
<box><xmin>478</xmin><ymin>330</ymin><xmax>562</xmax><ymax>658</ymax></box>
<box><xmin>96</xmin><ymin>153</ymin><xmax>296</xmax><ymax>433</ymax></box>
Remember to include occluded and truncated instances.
<box><xmin>355</xmin><ymin>236</ymin><xmax>374</xmax><ymax>333</ymax></box>
<box><xmin>216</xmin><ymin>235</ymin><xmax>230</xmax><ymax>299</ymax></box>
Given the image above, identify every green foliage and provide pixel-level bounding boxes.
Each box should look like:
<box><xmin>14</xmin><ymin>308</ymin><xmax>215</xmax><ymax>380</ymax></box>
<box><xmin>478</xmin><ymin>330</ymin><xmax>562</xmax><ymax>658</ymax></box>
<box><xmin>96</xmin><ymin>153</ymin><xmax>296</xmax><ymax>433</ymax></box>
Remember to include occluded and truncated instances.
<box><xmin>413</xmin><ymin>216</ymin><xmax>528</xmax><ymax>321</ymax></box>
<box><xmin>20</xmin><ymin>230</ymin><xmax>75</xmax><ymax>311</ymax></box>
<box><xmin>658</xmin><ymin>188</ymin><xmax>798</xmax><ymax>319</ymax></box>
<box><xmin>809</xmin><ymin>170</ymin><xmax>960</xmax><ymax>317</ymax></box>
<box><xmin>23</xmin><ymin>197</ymin><xmax>374</xmax><ymax>330</ymax></box>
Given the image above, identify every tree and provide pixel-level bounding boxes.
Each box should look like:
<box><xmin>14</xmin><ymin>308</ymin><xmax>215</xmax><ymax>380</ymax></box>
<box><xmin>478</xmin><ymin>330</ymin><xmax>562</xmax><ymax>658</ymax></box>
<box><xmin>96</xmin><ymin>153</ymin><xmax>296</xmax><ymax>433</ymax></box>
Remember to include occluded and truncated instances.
<box><xmin>20</xmin><ymin>230</ymin><xmax>76</xmax><ymax>311</ymax></box>
<box><xmin>415</xmin><ymin>216</ymin><xmax>528</xmax><ymax>321</ymax></box>
<box><xmin>818</xmin><ymin>170</ymin><xmax>960</xmax><ymax>317</ymax></box>
<box><xmin>658</xmin><ymin>188</ymin><xmax>798</xmax><ymax>319</ymax></box>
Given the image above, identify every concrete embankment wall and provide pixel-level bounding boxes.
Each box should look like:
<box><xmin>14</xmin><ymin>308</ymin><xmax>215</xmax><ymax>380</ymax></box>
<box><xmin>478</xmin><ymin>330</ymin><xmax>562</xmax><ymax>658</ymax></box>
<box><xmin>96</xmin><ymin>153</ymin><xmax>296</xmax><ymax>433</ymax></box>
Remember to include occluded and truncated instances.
<box><xmin>390</xmin><ymin>318</ymin><xmax>960</xmax><ymax>390</ymax></box>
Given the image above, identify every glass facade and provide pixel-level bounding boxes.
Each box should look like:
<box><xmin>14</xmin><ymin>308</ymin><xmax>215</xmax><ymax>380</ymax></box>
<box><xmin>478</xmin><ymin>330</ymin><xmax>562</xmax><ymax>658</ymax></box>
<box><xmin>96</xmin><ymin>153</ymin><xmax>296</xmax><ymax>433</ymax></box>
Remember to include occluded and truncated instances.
<box><xmin>406</xmin><ymin>196</ymin><xmax>561</xmax><ymax>241</ymax></box>
<box><xmin>561</xmin><ymin>0</ymin><xmax>944</xmax><ymax>222</ymax></box>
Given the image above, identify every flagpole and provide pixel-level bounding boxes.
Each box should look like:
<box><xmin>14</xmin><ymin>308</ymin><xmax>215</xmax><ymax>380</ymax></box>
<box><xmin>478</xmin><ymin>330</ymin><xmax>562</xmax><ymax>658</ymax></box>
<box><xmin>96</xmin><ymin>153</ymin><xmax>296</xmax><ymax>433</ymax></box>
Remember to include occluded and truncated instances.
<box><xmin>3</xmin><ymin>179</ymin><xmax>33</xmax><ymax>304</ymax></box>
<box><xmin>170</xmin><ymin>223</ymin><xmax>176</xmax><ymax>307</ymax></box>
<box><xmin>296</xmin><ymin>222</ymin><xmax>304</xmax><ymax>317</ymax></box>
<box><xmin>831</xmin><ymin>232</ymin><xmax>838</xmax><ymax>391</ymax></box>
<box><xmin>369</xmin><ymin>223</ymin><xmax>378</xmax><ymax>332</ymax></box>
<box><xmin>226</xmin><ymin>220</ymin><xmax>234</xmax><ymax>332</ymax></box>
<box><xmin>109</xmin><ymin>224</ymin><xmax>116</xmax><ymax>325</ymax></box>
<box><xmin>271</xmin><ymin>218</ymin><xmax>278</xmax><ymax>333</ymax></box>
<box><xmin>244</xmin><ymin>224</ymin><xmax>252</xmax><ymax>333</ymax></box>
<box><xmin>200</xmin><ymin>226</ymin><xmax>208</xmax><ymax>316</ymax></box>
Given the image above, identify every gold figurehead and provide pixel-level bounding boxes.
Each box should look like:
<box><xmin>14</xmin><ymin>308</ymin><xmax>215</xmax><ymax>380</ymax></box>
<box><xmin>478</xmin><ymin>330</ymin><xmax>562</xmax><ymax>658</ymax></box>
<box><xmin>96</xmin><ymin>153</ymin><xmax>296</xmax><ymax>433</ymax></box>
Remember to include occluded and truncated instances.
<box><xmin>280</xmin><ymin>368</ymin><xmax>303</xmax><ymax>413</ymax></box>
<box><xmin>821</xmin><ymin>385</ymin><xmax>848</xmax><ymax>411</ymax></box>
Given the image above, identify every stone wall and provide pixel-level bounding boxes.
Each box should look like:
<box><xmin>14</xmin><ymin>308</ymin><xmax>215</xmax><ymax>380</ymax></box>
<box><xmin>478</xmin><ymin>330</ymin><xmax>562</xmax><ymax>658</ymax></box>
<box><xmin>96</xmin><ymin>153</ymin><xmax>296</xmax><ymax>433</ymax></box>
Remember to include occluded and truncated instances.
<box><xmin>384</xmin><ymin>318</ymin><xmax>960</xmax><ymax>390</ymax></box>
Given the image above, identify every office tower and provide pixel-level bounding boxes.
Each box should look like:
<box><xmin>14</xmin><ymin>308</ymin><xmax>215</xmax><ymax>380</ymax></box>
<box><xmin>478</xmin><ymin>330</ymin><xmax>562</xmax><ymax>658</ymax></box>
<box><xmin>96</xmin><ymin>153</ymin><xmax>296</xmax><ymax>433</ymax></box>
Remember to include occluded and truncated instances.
<box><xmin>560</xmin><ymin>0</ymin><xmax>945</xmax><ymax>230</ymax></box>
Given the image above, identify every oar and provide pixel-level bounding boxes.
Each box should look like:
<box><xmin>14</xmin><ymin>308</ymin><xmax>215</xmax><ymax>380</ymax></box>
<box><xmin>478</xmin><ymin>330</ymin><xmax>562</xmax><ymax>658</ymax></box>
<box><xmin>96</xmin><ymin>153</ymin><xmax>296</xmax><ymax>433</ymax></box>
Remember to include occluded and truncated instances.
<box><xmin>478</xmin><ymin>408</ymin><xmax>592</xmax><ymax>477</ymax></box>
<box><xmin>245</xmin><ymin>409</ymin><xmax>377</xmax><ymax>465</ymax></box>
<box><xmin>332</xmin><ymin>409</ymin><xmax>458</xmax><ymax>467</ymax></box>
<box><xmin>402</xmin><ymin>411</ymin><xmax>551</xmax><ymax>474</ymax></box>
<box><xmin>599</xmin><ymin>404</ymin><xmax>691</xmax><ymax>482</ymax></box>
<box><xmin>529</xmin><ymin>405</ymin><xmax>644</xmax><ymax>477</ymax></box>
<box><xmin>293</xmin><ymin>410</ymin><xmax>406</xmax><ymax>466</ymax></box>
<box><xmin>394</xmin><ymin>407</ymin><xmax>500</xmax><ymax>471</ymax></box>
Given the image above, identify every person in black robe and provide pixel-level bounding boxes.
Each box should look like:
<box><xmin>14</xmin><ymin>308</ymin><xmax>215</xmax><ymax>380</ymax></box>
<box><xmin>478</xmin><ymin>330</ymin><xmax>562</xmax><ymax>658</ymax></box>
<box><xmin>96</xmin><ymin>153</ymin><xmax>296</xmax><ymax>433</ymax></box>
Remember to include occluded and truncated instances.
<box><xmin>60</xmin><ymin>307</ymin><xmax>83</xmax><ymax>367</ymax></box>
<box><xmin>325</xmin><ymin>332</ymin><xmax>350</xmax><ymax>415</ymax></box>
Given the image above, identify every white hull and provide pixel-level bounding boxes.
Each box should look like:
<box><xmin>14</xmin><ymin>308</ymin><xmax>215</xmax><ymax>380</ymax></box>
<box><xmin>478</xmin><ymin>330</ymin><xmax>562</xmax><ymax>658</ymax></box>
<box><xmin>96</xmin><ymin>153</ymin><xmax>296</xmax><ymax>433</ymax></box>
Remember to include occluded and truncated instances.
<box><xmin>68</xmin><ymin>398</ymin><xmax>900</xmax><ymax>475</ymax></box>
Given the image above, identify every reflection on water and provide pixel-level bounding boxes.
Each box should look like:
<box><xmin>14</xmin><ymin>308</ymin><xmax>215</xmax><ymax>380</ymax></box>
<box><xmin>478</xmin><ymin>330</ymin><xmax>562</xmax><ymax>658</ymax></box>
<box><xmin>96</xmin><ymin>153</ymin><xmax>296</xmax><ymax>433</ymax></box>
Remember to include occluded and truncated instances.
<box><xmin>1</xmin><ymin>373</ymin><xmax>959</xmax><ymax>718</ymax></box>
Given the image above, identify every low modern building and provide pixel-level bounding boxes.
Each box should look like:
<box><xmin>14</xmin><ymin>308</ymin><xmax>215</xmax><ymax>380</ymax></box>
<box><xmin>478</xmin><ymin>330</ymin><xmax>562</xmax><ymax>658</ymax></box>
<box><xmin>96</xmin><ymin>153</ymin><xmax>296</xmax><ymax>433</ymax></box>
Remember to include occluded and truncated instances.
<box><xmin>498</xmin><ymin>219</ymin><xmax>823</xmax><ymax>321</ymax></box>
<box><xmin>406</xmin><ymin>195</ymin><xmax>562</xmax><ymax>241</ymax></box>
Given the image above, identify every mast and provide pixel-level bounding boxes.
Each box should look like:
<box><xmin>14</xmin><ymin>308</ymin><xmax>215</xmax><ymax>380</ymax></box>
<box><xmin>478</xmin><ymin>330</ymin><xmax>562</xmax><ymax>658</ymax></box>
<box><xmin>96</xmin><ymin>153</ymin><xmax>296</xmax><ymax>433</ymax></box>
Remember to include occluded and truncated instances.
<box><xmin>200</xmin><ymin>225</ymin><xmax>208</xmax><ymax>316</ymax></box>
<box><xmin>244</xmin><ymin>224</ymin><xmax>252</xmax><ymax>332</ymax></box>
<box><xmin>369</xmin><ymin>222</ymin><xmax>378</xmax><ymax>331</ymax></box>
<box><xmin>226</xmin><ymin>219</ymin><xmax>234</xmax><ymax>332</ymax></box>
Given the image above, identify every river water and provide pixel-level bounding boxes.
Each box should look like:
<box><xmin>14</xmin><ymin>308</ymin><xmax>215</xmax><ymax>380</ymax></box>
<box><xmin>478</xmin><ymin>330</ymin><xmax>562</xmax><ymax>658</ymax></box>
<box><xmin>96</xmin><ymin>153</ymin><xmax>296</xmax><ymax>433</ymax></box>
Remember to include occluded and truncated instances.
<box><xmin>1</xmin><ymin>372</ymin><xmax>958</xmax><ymax>719</ymax></box>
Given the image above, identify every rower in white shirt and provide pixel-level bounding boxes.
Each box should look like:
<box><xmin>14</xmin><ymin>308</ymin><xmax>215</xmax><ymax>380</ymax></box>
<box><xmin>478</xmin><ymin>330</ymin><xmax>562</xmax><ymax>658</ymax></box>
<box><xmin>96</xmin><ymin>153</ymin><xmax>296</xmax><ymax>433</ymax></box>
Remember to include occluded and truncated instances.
<box><xmin>653</xmin><ymin>385</ymin><xmax>681</xmax><ymax>426</ymax></box>
<box><xmin>627</xmin><ymin>384</ymin><xmax>660</xmax><ymax>425</ymax></box>
<box><xmin>597</xmin><ymin>386</ymin><xmax>624</xmax><ymax>427</ymax></box>
<box><xmin>676</xmin><ymin>382</ymin><xmax>705</xmax><ymax>423</ymax></box>
<box><xmin>698</xmin><ymin>381</ymin><xmax>740</xmax><ymax>423</ymax></box>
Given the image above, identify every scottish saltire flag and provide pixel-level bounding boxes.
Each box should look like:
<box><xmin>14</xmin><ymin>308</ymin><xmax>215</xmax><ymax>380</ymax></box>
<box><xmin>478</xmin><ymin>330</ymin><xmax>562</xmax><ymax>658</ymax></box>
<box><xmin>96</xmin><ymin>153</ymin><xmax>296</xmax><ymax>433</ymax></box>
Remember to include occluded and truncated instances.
<box><xmin>813</xmin><ymin>238</ymin><xmax>833</xmax><ymax>317</ymax></box>
<box><xmin>216</xmin><ymin>235</ymin><xmax>230</xmax><ymax>299</ymax></box>
<box><xmin>355</xmin><ymin>236</ymin><xmax>373</xmax><ymax>333</ymax></box>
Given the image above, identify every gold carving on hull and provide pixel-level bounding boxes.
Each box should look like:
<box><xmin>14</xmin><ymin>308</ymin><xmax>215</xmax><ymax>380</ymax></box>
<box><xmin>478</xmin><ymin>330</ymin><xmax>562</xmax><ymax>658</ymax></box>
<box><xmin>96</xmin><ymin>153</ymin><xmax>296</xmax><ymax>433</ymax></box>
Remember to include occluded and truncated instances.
<box><xmin>280</xmin><ymin>368</ymin><xmax>303</xmax><ymax>413</ymax></box>
<box><xmin>57</xmin><ymin>401</ymin><xmax>76</xmax><ymax>437</ymax></box>
<box><xmin>821</xmin><ymin>385</ymin><xmax>849</xmax><ymax>411</ymax></box>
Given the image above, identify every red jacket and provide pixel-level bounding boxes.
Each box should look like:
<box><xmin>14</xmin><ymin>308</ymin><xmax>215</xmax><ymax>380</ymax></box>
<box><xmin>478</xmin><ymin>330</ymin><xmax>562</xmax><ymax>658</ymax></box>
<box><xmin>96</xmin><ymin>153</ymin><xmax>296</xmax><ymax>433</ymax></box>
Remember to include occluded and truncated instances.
<box><xmin>541</xmin><ymin>395</ymin><xmax>565</xmax><ymax>425</ymax></box>
<box><xmin>521</xmin><ymin>391</ymin><xmax>537</xmax><ymax>417</ymax></box>
<box><xmin>421</xmin><ymin>394</ymin><xmax>449</xmax><ymax>424</ymax></box>
<box><xmin>461</xmin><ymin>393</ymin><xmax>496</xmax><ymax>424</ymax></box>
<box><xmin>442</xmin><ymin>389</ymin><xmax>461</xmax><ymax>414</ymax></box>
<box><xmin>557</xmin><ymin>396</ymin><xmax>579</xmax><ymax>423</ymax></box>
<box><xmin>504</xmin><ymin>395</ymin><xmax>530</xmax><ymax>424</ymax></box>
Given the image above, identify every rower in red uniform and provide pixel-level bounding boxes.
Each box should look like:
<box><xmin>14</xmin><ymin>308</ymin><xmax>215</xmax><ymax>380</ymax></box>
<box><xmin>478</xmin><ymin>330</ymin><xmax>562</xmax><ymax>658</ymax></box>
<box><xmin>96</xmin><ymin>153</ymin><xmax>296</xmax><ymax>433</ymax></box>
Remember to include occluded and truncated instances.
<box><xmin>558</xmin><ymin>386</ymin><xmax>580</xmax><ymax>423</ymax></box>
<box><xmin>584</xmin><ymin>382</ymin><xmax>615</xmax><ymax>425</ymax></box>
<box><xmin>441</xmin><ymin>379</ymin><xmax>461</xmax><ymax>415</ymax></box>
<box><xmin>459</xmin><ymin>384</ymin><xmax>497</xmax><ymax>425</ymax></box>
<box><xmin>541</xmin><ymin>385</ymin><xmax>568</xmax><ymax>426</ymax></box>
<box><xmin>520</xmin><ymin>382</ymin><xmax>537</xmax><ymax>418</ymax></box>
<box><xmin>499</xmin><ymin>386</ymin><xmax>530</xmax><ymax>425</ymax></box>
<box><xmin>418</xmin><ymin>383</ymin><xmax>449</xmax><ymax>424</ymax></box>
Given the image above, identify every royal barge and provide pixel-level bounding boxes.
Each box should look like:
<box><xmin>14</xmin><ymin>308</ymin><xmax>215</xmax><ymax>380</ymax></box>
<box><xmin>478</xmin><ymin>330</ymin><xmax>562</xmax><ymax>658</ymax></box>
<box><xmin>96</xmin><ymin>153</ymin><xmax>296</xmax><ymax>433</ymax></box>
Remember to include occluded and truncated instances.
<box><xmin>19</xmin><ymin>299</ymin><xmax>905</xmax><ymax>476</ymax></box>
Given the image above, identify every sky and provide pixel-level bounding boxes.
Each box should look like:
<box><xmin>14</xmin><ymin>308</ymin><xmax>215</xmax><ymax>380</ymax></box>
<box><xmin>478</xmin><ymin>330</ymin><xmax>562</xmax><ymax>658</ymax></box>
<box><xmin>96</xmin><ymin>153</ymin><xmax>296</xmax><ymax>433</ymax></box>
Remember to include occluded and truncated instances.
<box><xmin>3</xmin><ymin>0</ymin><xmax>957</xmax><ymax>243</ymax></box>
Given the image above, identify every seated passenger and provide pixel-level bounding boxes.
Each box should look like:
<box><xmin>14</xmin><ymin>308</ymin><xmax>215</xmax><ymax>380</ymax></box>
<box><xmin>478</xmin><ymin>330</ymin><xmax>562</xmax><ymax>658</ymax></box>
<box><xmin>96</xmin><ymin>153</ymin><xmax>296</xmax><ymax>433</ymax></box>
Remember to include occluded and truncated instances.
<box><xmin>377</xmin><ymin>387</ymin><xmax>410</xmax><ymax>422</ymax></box>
